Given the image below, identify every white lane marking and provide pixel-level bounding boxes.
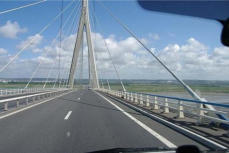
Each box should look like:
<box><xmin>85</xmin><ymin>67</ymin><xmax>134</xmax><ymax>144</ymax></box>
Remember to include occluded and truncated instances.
<box><xmin>64</xmin><ymin>111</ymin><xmax>72</xmax><ymax>120</ymax></box>
<box><xmin>77</xmin><ymin>97</ymin><xmax>80</xmax><ymax>100</ymax></box>
<box><xmin>118</xmin><ymin>97</ymin><xmax>228</xmax><ymax>149</ymax></box>
<box><xmin>95</xmin><ymin>91</ymin><xmax>177</xmax><ymax>148</ymax></box>
<box><xmin>66</xmin><ymin>131</ymin><xmax>71</xmax><ymax>137</ymax></box>
<box><xmin>0</xmin><ymin>91</ymin><xmax>72</xmax><ymax>120</ymax></box>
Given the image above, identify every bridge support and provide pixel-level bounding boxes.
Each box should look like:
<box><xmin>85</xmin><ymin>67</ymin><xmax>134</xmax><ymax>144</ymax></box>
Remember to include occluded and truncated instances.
<box><xmin>177</xmin><ymin>100</ymin><xmax>184</xmax><ymax>118</ymax></box>
<box><xmin>164</xmin><ymin>98</ymin><xmax>169</xmax><ymax>113</ymax></box>
<box><xmin>140</xmin><ymin>94</ymin><xmax>143</xmax><ymax>105</ymax></box>
<box><xmin>153</xmin><ymin>96</ymin><xmax>159</xmax><ymax>110</ymax></box>
<box><xmin>146</xmin><ymin>95</ymin><xmax>150</xmax><ymax>107</ymax></box>
<box><xmin>68</xmin><ymin>0</ymin><xmax>99</xmax><ymax>89</ymax></box>
<box><xmin>134</xmin><ymin>93</ymin><xmax>138</xmax><ymax>103</ymax></box>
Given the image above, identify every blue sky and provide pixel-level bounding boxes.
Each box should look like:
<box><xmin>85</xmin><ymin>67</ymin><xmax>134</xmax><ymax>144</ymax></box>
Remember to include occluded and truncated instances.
<box><xmin>0</xmin><ymin>0</ymin><xmax>228</xmax><ymax>80</ymax></box>
<box><xmin>0</xmin><ymin>0</ymin><xmax>223</xmax><ymax>51</ymax></box>
<box><xmin>94</xmin><ymin>1</ymin><xmax>223</xmax><ymax>49</ymax></box>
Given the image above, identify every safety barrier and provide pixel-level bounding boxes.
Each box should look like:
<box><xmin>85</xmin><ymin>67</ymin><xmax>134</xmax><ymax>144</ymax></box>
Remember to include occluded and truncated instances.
<box><xmin>0</xmin><ymin>88</ymin><xmax>59</xmax><ymax>97</ymax></box>
<box><xmin>98</xmin><ymin>88</ymin><xmax>229</xmax><ymax>126</ymax></box>
<box><xmin>0</xmin><ymin>88</ymin><xmax>70</xmax><ymax>112</ymax></box>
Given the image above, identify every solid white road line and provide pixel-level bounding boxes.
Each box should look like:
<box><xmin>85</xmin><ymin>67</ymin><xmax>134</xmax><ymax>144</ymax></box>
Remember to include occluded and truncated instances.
<box><xmin>64</xmin><ymin>111</ymin><xmax>72</xmax><ymax>120</ymax></box>
<box><xmin>95</xmin><ymin>91</ymin><xmax>177</xmax><ymax>148</ymax></box>
<box><xmin>0</xmin><ymin>91</ymin><xmax>72</xmax><ymax>120</ymax></box>
<box><xmin>116</xmin><ymin>96</ymin><xmax>228</xmax><ymax>150</ymax></box>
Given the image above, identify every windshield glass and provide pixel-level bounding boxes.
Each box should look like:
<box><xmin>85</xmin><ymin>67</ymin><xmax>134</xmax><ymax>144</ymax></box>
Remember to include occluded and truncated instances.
<box><xmin>0</xmin><ymin>0</ymin><xmax>228</xmax><ymax>153</ymax></box>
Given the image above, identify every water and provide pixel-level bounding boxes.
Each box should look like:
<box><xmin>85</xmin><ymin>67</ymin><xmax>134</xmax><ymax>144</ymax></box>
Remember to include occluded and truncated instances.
<box><xmin>150</xmin><ymin>92</ymin><xmax>229</xmax><ymax>104</ymax></box>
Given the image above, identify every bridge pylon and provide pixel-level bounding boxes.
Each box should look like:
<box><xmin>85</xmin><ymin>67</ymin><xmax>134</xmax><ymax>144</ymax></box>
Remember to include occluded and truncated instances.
<box><xmin>68</xmin><ymin>0</ymin><xmax>99</xmax><ymax>89</ymax></box>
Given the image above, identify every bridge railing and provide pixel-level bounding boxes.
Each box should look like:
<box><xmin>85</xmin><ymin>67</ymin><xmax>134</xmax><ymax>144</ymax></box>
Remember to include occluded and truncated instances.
<box><xmin>0</xmin><ymin>88</ymin><xmax>65</xmax><ymax>97</ymax></box>
<box><xmin>0</xmin><ymin>88</ymin><xmax>70</xmax><ymax>112</ymax></box>
<box><xmin>98</xmin><ymin>88</ymin><xmax>229</xmax><ymax>126</ymax></box>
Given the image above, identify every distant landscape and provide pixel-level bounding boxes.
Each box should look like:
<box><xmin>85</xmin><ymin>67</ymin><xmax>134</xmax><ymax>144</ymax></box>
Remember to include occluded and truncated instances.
<box><xmin>103</xmin><ymin>79</ymin><xmax>229</xmax><ymax>93</ymax></box>
<box><xmin>1</xmin><ymin>78</ymin><xmax>229</xmax><ymax>93</ymax></box>
<box><xmin>0</xmin><ymin>78</ymin><xmax>228</xmax><ymax>103</ymax></box>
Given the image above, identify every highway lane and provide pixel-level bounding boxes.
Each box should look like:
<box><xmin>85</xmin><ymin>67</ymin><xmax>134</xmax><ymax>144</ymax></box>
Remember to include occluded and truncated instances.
<box><xmin>0</xmin><ymin>89</ymin><xmax>208</xmax><ymax>153</ymax></box>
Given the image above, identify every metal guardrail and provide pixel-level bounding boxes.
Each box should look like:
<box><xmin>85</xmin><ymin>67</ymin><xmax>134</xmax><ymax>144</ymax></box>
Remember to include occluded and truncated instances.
<box><xmin>0</xmin><ymin>88</ymin><xmax>57</xmax><ymax>97</ymax></box>
<box><xmin>0</xmin><ymin>88</ymin><xmax>70</xmax><ymax>112</ymax></box>
<box><xmin>98</xmin><ymin>88</ymin><xmax>229</xmax><ymax>126</ymax></box>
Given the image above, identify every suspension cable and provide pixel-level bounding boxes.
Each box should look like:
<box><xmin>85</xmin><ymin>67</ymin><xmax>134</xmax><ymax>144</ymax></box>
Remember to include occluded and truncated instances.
<box><xmin>61</xmin><ymin>4</ymin><xmax>82</xmax><ymax>87</ymax></box>
<box><xmin>99</xmin><ymin>72</ymin><xmax>104</xmax><ymax>89</ymax></box>
<box><xmin>43</xmin><ymin>66</ymin><xmax>53</xmax><ymax>88</ymax></box>
<box><xmin>62</xmin><ymin>6</ymin><xmax>82</xmax><ymax>88</ymax></box>
<box><xmin>25</xmin><ymin>62</ymin><xmax>41</xmax><ymax>89</ymax></box>
<box><xmin>0</xmin><ymin>0</ymin><xmax>47</xmax><ymax>15</ymax></box>
<box><xmin>0</xmin><ymin>0</ymin><xmax>75</xmax><ymax>74</ymax></box>
<box><xmin>43</xmin><ymin>2</ymin><xmax>80</xmax><ymax>88</ymax></box>
<box><xmin>53</xmin><ymin>10</ymin><xmax>81</xmax><ymax>88</ymax></box>
<box><xmin>89</xmin><ymin>3</ymin><xmax>105</xmax><ymax>89</ymax></box>
<box><xmin>53</xmin><ymin>4</ymin><xmax>82</xmax><ymax>88</ymax></box>
<box><xmin>55</xmin><ymin>4</ymin><xmax>82</xmax><ymax>88</ymax></box>
<box><xmin>58</xmin><ymin>0</ymin><xmax>64</xmax><ymax>88</ymax></box>
<box><xmin>36</xmin><ymin>1</ymin><xmax>77</xmax><ymax>88</ymax></box>
<box><xmin>58</xmin><ymin>12</ymin><xmax>81</xmax><ymax>88</ymax></box>
<box><xmin>93</xmin><ymin>12</ymin><xmax>126</xmax><ymax>91</ymax></box>
<box><xmin>28</xmin><ymin>0</ymin><xmax>78</xmax><ymax>88</ymax></box>
<box><xmin>98</xmin><ymin>1</ymin><xmax>203</xmax><ymax>100</ymax></box>
<box><xmin>25</xmin><ymin>1</ymin><xmax>78</xmax><ymax>89</ymax></box>
<box><xmin>79</xmin><ymin>37</ymin><xmax>84</xmax><ymax>87</ymax></box>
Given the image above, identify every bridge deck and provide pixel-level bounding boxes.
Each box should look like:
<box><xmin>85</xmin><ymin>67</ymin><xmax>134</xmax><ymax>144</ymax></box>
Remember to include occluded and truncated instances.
<box><xmin>104</xmin><ymin>92</ymin><xmax>229</xmax><ymax>148</ymax></box>
<box><xmin>0</xmin><ymin>89</ymin><xmax>220</xmax><ymax>153</ymax></box>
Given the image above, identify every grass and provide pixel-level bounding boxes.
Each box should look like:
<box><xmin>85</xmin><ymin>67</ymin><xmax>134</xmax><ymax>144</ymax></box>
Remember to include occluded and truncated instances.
<box><xmin>1</xmin><ymin>81</ymin><xmax>229</xmax><ymax>93</ymax></box>
<box><xmin>106</xmin><ymin>83</ymin><xmax>229</xmax><ymax>93</ymax></box>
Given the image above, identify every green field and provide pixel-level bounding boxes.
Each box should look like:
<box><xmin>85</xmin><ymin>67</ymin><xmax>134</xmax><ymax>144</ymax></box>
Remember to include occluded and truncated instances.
<box><xmin>105</xmin><ymin>83</ymin><xmax>229</xmax><ymax>93</ymax></box>
<box><xmin>1</xmin><ymin>80</ymin><xmax>229</xmax><ymax>93</ymax></box>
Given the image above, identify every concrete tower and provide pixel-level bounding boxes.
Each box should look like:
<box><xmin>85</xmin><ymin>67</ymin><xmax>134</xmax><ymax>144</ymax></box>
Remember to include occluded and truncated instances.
<box><xmin>68</xmin><ymin>0</ymin><xmax>99</xmax><ymax>89</ymax></box>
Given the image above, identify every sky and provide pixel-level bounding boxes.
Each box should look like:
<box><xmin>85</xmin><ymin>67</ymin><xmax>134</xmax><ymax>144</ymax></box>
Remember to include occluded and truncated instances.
<box><xmin>0</xmin><ymin>0</ymin><xmax>228</xmax><ymax>80</ymax></box>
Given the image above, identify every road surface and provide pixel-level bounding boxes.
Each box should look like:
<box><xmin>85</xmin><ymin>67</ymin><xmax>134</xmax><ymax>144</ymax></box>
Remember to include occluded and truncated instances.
<box><xmin>0</xmin><ymin>89</ymin><xmax>208</xmax><ymax>153</ymax></box>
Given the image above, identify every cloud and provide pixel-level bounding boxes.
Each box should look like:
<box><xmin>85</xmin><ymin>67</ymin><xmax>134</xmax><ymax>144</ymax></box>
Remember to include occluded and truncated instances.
<box><xmin>17</xmin><ymin>34</ymin><xmax>43</xmax><ymax>52</ymax></box>
<box><xmin>155</xmin><ymin>38</ymin><xmax>229</xmax><ymax>79</ymax></box>
<box><xmin>148</xmin><ymin>33</ymin><xmax>160</xmax><ymax>40</ymax></box>
<box><xmin>93</xmin><ymin>35</ymin><xmax>229</xmax><ymax>80</ymax></box>
<box><xmin>0</xmin><ymin>48</ymin><xmax>8</xmax><ymax>55</ymax></box>
<box><xmin>32</xmin><ymin>48</ymin><xmax>43</xmax><ymax>53</ymax></box>
<box><xmin>0</xmin><ymin>32</ymin><xmax>229</xmax><ymax>81</ymax></box>
<box><xmin>0</xmin><ymin>21</ymin><xmax>27</xmax><ymax>39</ymax></box>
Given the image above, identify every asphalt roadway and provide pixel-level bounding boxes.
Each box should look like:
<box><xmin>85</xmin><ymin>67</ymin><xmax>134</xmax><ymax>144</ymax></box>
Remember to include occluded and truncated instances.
<box><xmin>0</xmin><ymin>89</ymin><xmax>210</xmax><ymax>153</ymax></box>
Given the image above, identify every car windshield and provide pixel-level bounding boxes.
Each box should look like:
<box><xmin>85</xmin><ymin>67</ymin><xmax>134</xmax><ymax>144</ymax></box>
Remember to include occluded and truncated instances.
<box><xmin>0</xmin><ymin>0</ymin><xmax>228</xmax><ymax>153</ymax></box>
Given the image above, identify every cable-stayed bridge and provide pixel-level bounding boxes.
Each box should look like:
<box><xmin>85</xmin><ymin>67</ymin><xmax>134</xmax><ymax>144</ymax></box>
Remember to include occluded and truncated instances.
<box><xmin>0</xmin><ymin>0</ymin><xmax>228</xmax><ymax>153</ymax></box>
